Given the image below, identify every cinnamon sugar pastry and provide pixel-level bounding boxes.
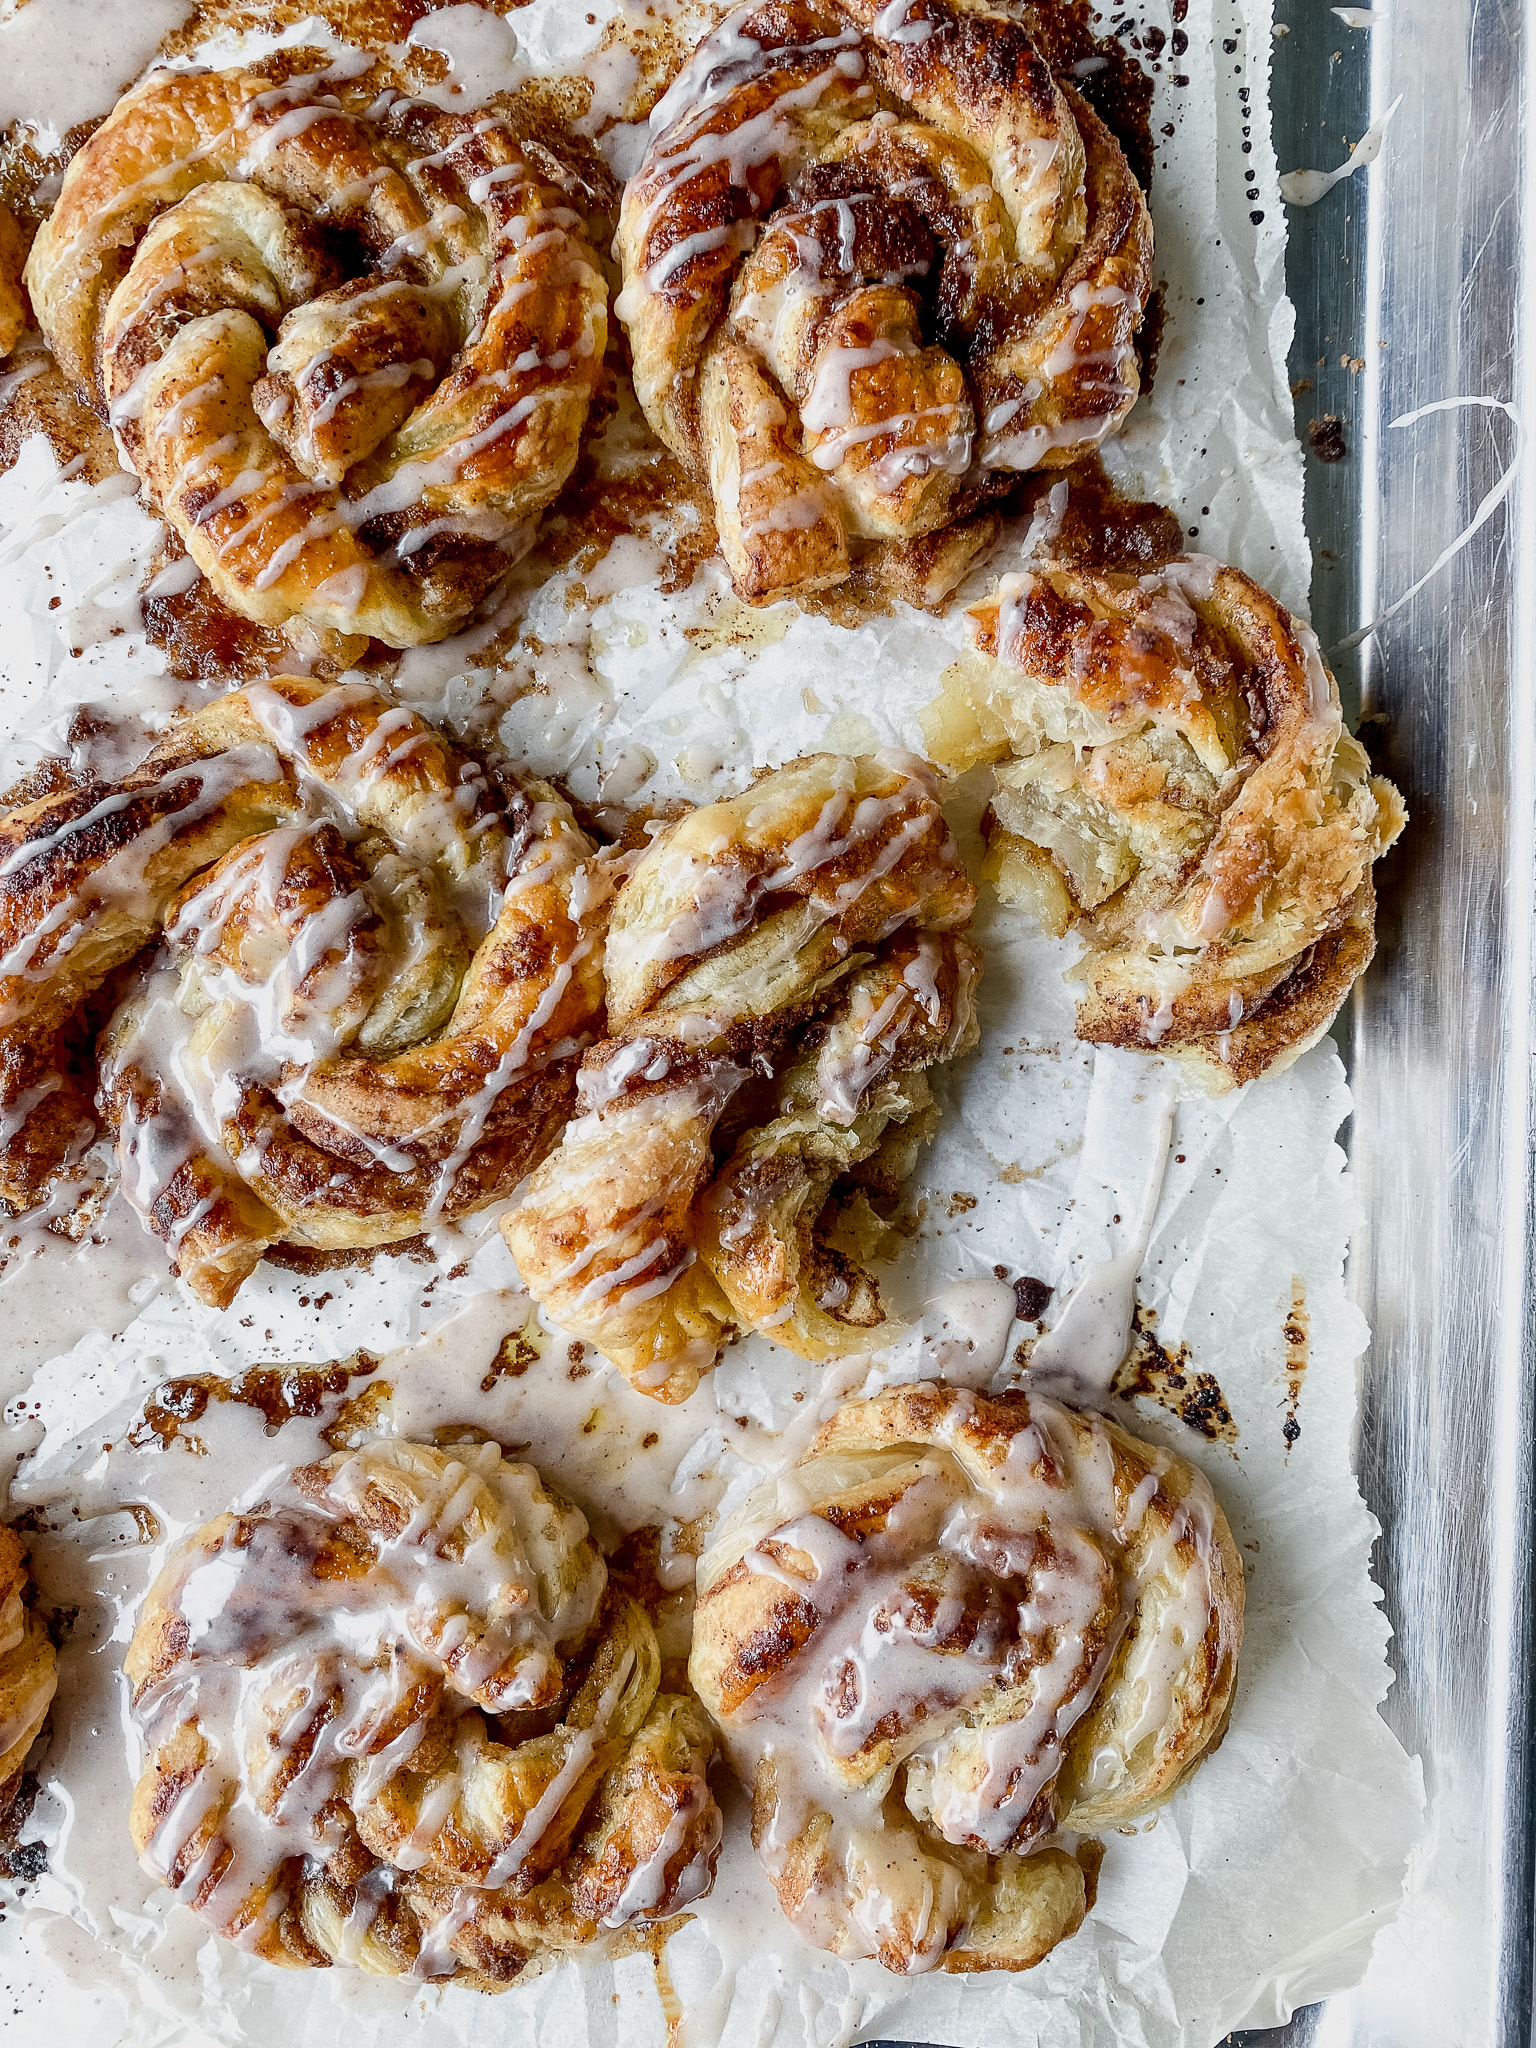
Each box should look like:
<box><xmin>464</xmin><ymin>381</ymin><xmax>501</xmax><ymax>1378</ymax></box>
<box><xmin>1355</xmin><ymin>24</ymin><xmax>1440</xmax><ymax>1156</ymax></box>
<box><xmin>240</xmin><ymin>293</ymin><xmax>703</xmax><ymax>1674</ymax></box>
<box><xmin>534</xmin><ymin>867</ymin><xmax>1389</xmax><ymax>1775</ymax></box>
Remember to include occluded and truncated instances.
<box><xmin>25</xmin><ymin>55</ymin><xmax>609</xmax><ymax>647</ymax></box>
<box><xmin>690</xmin><ymin>1382</ymin><xmax>1243</xmax><ymax>1974</ymax></box>
<box><xmin>503</xmin><ymin>752</ymin><xmax>981</xmax><ymax>1402</ymax></box>
<box><xmin>0</xmin><ymin>1526</ymin><xmax>56</xmax><ymax>1812</ymax></box>
<box><xmin>125</xmin><ymin>1440</ymin><xmax>721</xmax><ymax>1984</ymax></box>
<box><xmin>615</xmin><ymin>0</ymin><xmax>1153</xmax><ymax>605</ymax></box>
<box><xmin>923</xmin><ymin>554</ymin><xmax>1407</xmax><ymax>1088</ymax></box>
<box><xmin>0</xmin><ymin>677</ymin><xmax>605</xmax><ymax>1305</ymax></box>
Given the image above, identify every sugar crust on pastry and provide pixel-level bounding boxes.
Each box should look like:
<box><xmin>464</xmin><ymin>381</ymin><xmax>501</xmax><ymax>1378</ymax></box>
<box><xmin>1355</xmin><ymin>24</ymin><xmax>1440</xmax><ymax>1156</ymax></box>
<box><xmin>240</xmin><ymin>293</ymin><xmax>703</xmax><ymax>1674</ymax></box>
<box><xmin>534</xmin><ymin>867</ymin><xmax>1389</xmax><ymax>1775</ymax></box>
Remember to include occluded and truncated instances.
<box><xmin>615</xmin><ymin>0</ymin><xmax>1153</xmax><ymax>606</ymax></box>
<box><xmin>502</xmin><ymin>750</ymin><xmax>981</xmax><ymax>1402</ymax></box>
<box><xmin>0</xmin><ymin>676</ymin><xmax>606</xmax><ymax>1303</ymax></box>
<box><xmin>124</xmin><ymin>1439</ymin><xmax>722</xmax><ymax>1985</ymax></box>
<box><xmin>923</xmin><ymin>552</ymin><xmax>1407</xmax><ymax>1088</ymax></box>
<box><xmin>24</xmin><ymin>54</ymin><xmax>610</xmax><ymax>648</ymax></box>
<box><xmin>689</xmin><ymin>1381</ymin><xmax>1243</xmax><ymax>1974</ymax></box>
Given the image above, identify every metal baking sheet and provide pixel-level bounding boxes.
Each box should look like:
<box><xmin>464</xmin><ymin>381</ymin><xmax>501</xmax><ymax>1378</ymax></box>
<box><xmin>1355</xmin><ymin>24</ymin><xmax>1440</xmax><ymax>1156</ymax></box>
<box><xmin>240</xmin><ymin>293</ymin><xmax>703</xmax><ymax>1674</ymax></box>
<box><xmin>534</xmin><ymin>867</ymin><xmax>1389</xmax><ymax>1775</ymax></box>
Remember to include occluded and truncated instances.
<box><xmin>1232</xmin><ymin>2</ymin><xmax>1535</xmax><ymax>2042</ymax></box>
<box><xmin>877</xmin><ymin>1</ymin><xmax>1536</xmax><ymax>2042</ymax></box>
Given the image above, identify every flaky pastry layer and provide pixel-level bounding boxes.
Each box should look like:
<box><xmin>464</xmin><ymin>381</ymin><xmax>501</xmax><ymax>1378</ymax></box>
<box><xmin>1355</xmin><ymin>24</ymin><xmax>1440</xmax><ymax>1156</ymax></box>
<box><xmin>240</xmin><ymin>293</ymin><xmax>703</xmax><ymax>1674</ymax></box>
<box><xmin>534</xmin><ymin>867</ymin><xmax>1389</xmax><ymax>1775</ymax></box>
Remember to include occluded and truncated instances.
<box><xmin>503</xmin><ymin>750</ymin><xmax>981</xmax><ymax>1400</ymax></box>
<box><xmin>924</xmin><ymin>552</ymin><xmax>1407</xmax><ymax>1088</ymax></box>
<box><xmin>616</xmin><ymin>0</ymin><xmax>1152</xmax><ymax>606</ymax></box>
<box><xmin>125</xmin><ymin>1440</ymin><xmax>721</xmax><ymax>1986</ymax></box>
<box><xmin>690</xmin><ymin>1381</ymin><xmax>1243</xmax><ymax>1973</ymax></box>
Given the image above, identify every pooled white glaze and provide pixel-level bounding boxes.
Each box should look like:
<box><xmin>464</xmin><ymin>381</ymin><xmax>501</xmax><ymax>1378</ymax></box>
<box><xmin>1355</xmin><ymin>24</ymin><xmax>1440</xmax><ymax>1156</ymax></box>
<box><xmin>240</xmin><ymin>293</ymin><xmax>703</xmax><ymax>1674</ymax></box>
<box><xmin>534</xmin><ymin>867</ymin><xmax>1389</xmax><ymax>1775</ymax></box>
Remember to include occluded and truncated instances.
<box><xmin>0</xmin><ymin>0</ymin><xmax>192</xmax><ymax>138</ymax></box>
<box><xmin>1024</xmin><ymin>1088</ymin><xmax>1175</xmax><ymax>1402</ymax></box>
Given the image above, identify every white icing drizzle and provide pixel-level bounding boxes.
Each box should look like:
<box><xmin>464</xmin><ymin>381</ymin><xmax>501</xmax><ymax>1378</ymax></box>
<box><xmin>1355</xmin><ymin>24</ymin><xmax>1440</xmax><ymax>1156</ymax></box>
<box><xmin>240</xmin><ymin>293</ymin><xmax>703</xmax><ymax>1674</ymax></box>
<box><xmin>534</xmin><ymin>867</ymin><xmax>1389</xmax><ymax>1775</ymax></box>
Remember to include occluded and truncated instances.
<box><xmin>129</xmin><ymin>1442</ymin><xmax>607</xmax><ymax>1966</ymax></box>
<box><xmin>700</xmin><ymin>1383</ymin><xmax>1229</xmax><ymax>1968</ymax></box>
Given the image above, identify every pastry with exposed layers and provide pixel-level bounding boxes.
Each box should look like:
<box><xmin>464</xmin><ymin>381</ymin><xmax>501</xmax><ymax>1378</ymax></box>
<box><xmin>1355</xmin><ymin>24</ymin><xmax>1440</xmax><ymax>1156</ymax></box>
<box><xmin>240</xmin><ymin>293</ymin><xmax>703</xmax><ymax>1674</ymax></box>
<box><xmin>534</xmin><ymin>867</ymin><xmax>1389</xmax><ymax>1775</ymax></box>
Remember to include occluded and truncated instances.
<box><xmin>0</xmin><ymin>1526</ymin><xmax>56</xmax><ymax>1813</ymax></box>
<box><xmin>125</xmin><ymin>1439</ymin><xmax>721</xmax><ymax>1984</ymax></box>
<box><xmin>24</xmin><ymin>53</ymin><xmax>610</xmax><ymax>649</ymax></box>
<box><xmin>0</xmin><ymin>677</ymin><xmax>606</xmax><ymax>1305</ymax></box>
<box><xmin>615</xmin><ymin>0</ymin><xmax>1153</xmax><ymax>607</ymax></box>
<box><xmin>690</xmin><ymin>1381</ymin><xmax>1243</xmax><ymax>1974</ymax></box>
<box><xmin>922</xmin><ymin>552</ymin><xmax>1407</xmax><ymax>1088</ymax></box>
<box><xmin>503</xmin><ymin>751</ymin><xmax>981</xmax><ymax>1402</ymax></box>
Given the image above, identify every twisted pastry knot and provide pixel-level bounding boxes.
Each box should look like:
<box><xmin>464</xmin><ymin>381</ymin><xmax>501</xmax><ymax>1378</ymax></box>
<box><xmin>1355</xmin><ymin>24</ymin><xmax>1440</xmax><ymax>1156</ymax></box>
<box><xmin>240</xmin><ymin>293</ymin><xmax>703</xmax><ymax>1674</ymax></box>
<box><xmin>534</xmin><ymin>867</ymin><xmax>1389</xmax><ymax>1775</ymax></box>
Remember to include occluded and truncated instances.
<box><xmin>0</xmin><ymin>676</ymin><xmax>605</xmax><ymax>1306</ymax></box>
<box><xmin>924</xmin><ymin>554</ymin><xmax>1408</xmax><ymax>1089</ymax></box>
<box><xmin>690</xmin><ymin>1383</ymin><xmax>1243</xmax><ymax>1974</ymax></box>
<box><xmin>503</xmin><ymin>752</ymin><xmax>981</xmax><ymax>1403</ymax></box>
<box><xmin>24</xmin><ymin>55</ymin><xmax>610</xmax><ymax>648</ymax></box>
<box><xmin>0</xmin><ymin>1526</ymin><xmax>56</xmax><ymax>1811</ymax></box>
<box><xmin>615</xmin><ymin>0</ymin><xmax>1152</xmax><ymax>607</ymax></box>
<box><xmin>125</xmin><ymin>1441</ymin><xmax>722</xmax><ymax>1985</ymax></box>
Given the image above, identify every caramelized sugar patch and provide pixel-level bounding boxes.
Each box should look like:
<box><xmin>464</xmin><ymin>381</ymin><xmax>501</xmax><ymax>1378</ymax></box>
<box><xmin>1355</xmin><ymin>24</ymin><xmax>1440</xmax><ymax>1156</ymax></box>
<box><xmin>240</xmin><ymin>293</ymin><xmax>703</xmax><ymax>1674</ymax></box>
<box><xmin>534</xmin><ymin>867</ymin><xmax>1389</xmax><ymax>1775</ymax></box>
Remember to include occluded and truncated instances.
<box><xmin>1113</xmin><ymin>1303</ymin><xmax>1238</xmax><ymax>1444</ymax></box>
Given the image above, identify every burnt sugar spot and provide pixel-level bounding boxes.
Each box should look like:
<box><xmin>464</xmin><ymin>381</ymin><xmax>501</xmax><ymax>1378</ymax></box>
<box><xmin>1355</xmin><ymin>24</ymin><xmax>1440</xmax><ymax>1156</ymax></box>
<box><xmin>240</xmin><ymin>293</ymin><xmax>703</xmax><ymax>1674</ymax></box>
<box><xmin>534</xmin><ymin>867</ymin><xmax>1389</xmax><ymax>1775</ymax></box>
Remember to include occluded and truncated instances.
<box><xmin>1034</xmin><ymin>454</ymin><xmax>1187</xmax><ymax>573</ymax></box>
<box><xmin>1307</xmin><ymin>415</ymin><xmax>1348</xmax><ymax>464</ymax></box>
<box><xmin>481</xmin><ymin>1318</ymin><xmax>544</xmax><ymax>1392</ymax></box>
<box><xmin>1282</xmin><ymin>1275</ymin><xmax>1309</xmax><ymax>1453</ymax></box>
<box><xmin>1013</xmin><ymin>1275</ymin><xmax>1054</xmax><ymax>1322</ymax></box>
<box><xmin>127</xmin><ymin>1352</ymin><xmax>381</xmax><ymax>1449</ymax></box>
<box><xmin>1134</xmin><ymin>282</ymin><xmax>1166</xmax><ymax>398</ymax></box>
<box><xmin>1113</xmin><ymin>1303</ymin><xmax>1238</xmax><ymax>1444</ymax></box>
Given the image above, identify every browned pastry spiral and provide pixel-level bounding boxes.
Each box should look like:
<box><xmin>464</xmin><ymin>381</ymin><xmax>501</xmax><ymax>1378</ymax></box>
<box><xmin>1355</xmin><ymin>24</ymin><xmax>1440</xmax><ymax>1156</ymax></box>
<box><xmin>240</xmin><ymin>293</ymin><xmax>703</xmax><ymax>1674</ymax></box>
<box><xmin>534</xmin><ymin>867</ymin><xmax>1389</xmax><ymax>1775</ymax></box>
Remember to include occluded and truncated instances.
<box><xmin>616</xmin><ymin>0</ymin><xmax>1152</xmax><ymax>605</ymax></box>
<box><xmin>0</xmin><ymin>677</ymin><xmax>606</xmax><ymax>1305</ymax></box>
<box><xmin>923</xmin><ymin>554</ymin><xmax>1407</xmax><ymax>1088</ymax></box>
<box><xmin>0</xmin><ymin>1525</ymin><xmax>56</xmax><ymax>1812</ymax></box>
<box><xmin>24</xmin><ymin>55</ymin><xmax>610</xmax><ymax>647</ymax></box>
<box><xmin>125</xmin><ymin>1440</ymin><xmax>721</xmax><ymax>1985</ymax></box>
<box><xmin>503</xmin><ymin>751</ymin><xmax>981</xmax><ymax>1402</ymax></box>
<box><xmin>690</xmin><ymin>1382</ymin><xmax>1243</xmax><ymax>1974</ymax></box>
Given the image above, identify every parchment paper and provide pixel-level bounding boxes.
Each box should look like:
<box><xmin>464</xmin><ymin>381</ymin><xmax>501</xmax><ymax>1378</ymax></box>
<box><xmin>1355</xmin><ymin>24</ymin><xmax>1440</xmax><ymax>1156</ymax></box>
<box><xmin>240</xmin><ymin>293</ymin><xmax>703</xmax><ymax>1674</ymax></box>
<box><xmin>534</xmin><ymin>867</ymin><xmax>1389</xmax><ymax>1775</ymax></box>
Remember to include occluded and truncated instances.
<box><xmin>0</xmin><ymin>1</ymin><xmax>1424</xmax><ymax>2044</ymax></box>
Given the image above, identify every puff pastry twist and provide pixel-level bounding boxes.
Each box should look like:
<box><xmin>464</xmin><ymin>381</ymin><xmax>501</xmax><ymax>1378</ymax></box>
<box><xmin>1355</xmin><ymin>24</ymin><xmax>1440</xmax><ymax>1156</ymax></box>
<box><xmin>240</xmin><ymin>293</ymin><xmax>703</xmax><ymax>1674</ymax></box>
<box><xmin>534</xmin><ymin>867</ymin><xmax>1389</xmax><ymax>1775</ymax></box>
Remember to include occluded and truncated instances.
<box><xmin>125</xmin><ymin>1441</ymin><xmax>721</xmax><ymax>1984</ymax></box>
<box><xmin>25</xmin><ymin>56</ymin><xmax>609</xmax><ymax>647</ymax></box>
<box><xmin>503</xmin><ymin>752</ymin><xmax>981</xmax><ymax>1402</ymax></box>
<box><xmin>690</xmin><ymin>1382</ymin><xmax>1242</xmax><ymax>1973</ymax></box>
<box><xmin>616</xmin><ymin>0</ymin><xmax>1152</xmax><ymax>604</ymax></box>
<box><xmin>0</xmin><ymin>677</ymin><xmax>605</xmax><ymax>1304</ymax></box>
<box><xmin>0</xmin><ymin>1526</ymin><xmax>57</xmax><ymax>1812</ymax></box>
<box><xmin>924</xmin><ymin>554</ymin><xmax>1407</xmax><ymax>1087</ymax></box>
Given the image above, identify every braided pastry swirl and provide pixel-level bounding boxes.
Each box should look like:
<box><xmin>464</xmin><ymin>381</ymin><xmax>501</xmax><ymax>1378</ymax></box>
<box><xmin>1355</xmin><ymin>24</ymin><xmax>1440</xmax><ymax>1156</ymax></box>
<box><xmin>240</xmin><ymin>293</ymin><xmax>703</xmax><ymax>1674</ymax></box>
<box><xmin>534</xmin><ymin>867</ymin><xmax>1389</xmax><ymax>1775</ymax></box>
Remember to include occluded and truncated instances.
<box><xmin>0</xmin><ymin>1526</ymin><xmax>56</xmax><ymax>1811</ymax></box>
<box><xmin>690</xmin><ymin>1383</ymin><xmax>1243</xmax><ymax>1974</ymax></box>
<box><xmin>924</xmin><ymin>555</ymin><xmax>1407</xmax><ymax>1088</ymax></box>
<box><xmin>25</xmin><ymin>57</ymin><xmax>609</xmax><ymax>647</ymax></box>
<box><xmin>0</xmin><ymin>678</ymin><xmax>605</xmax><ymax>1305</ymax></box>
<box><xmin>125</xmin><ymin>1441</ymin><xmax>720</xmax><ymax>1983</ymax></box>
<box><xmin>616</xmin><ymin>0</ymin><xmax>1152</xmax><ymax>605</ymax></box>
<box><xmin>503</xmin><ymin>753</ymin><xmax>980</xmax><ymax>1402</ymax></box>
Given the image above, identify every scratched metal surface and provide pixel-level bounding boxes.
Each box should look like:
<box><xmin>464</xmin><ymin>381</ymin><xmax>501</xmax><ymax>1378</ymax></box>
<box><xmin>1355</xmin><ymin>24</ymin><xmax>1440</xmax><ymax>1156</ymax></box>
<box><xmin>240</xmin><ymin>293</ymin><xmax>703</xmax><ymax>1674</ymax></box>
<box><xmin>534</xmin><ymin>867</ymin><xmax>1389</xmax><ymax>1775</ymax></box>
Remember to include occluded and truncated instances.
<box><xmin>872</xmin><ymin>1</ymin><xmax>1536</xmax><ymax>2044</ymax></box>
<box><xmin>1250</xmin><ymin>2</ymin><xmax>1536</xmax><ymax>2043</ymax></box>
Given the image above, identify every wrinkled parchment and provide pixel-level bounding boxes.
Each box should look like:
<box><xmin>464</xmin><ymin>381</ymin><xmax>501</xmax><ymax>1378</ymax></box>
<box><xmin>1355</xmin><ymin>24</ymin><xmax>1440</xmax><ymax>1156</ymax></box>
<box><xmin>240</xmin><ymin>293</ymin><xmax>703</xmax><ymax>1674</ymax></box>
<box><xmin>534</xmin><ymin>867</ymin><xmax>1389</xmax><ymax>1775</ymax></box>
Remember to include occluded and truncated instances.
<box><xmin>0</xmin><ymin>1</ymin><xmax>1422</xmax><ymax>2044</ymax></box>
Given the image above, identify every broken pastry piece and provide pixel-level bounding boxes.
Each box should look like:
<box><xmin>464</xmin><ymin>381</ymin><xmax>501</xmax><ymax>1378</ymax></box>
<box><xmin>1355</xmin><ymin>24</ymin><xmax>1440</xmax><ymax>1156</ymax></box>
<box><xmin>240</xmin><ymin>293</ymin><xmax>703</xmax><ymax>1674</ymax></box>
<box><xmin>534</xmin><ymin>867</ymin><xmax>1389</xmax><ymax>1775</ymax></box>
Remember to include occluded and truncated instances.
<box><xmin>690</xmin><ymin>1382</ymin><xmax>1243</xmax><ymax>1974</ymax></box>
<box><xmin>503</xmin><ymin>751</ymin><xmax>982</xmax><ymax>1402</ymax></box>
<box><xmin>0</xmin><ymin>1526</ymin><xmax>56</xmax><ymax>1812</ymax></box>
<box><xmin>924</xmin><ymin>553</ymin><xmax>1406</xmax><ymax>1088</ymax></box>
<box><xmin>125</xmin><ymin>1440</ymin><xmax>721</xmax><ymax>1985</ymax></box>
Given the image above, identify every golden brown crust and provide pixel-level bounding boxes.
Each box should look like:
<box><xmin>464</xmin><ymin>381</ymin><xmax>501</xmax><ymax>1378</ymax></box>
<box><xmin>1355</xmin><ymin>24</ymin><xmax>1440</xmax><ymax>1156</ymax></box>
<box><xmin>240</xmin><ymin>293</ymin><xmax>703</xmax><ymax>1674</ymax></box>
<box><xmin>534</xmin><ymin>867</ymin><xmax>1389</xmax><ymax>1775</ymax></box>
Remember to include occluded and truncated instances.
<box><xmin>0</xmin><ymin>677</ymin><xmax>606</xmax><ymax>1303</ymax></box>
<box><xmin>125</xmin><ymin>1441</ymin><xmax>722</xmax><ymax>1985</ymax></box>
<box><xmin>689</xmin><ymin>1383</ymin><xmax>1243</xmax><ymax>1974</ymax></box>
<box><xmin>0</xmin><ymin>1525</ymin><xmax>56</xmax><ymax>1813</ymax></box>
<box><xmin>616</xmin><ymin>0</ymin><xmax>1152</xmax><ymax>605</ymax></box>
<box><xmin>0</xmin><ymin>204</ymin><xmax>29</xmax><ymax>358</ymax></box>
<box><xmin>923</xmin><ymin>555</ymin><xmax>1407</xmax><ymax>1088</ymax></box>
<box><xmin>25</xmin><ymin>58</ymin><xmax>610</xmax><ymax>647</ymax></box>
<box><xmin>502</xmin><ymin>752</ymin><xmax>981</xmax><ymax>1400</ymax></box>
